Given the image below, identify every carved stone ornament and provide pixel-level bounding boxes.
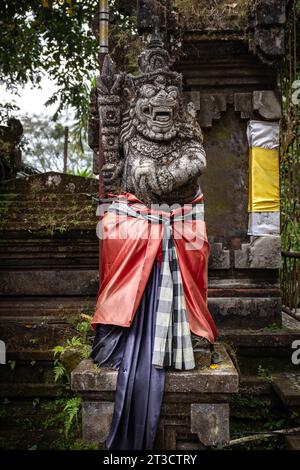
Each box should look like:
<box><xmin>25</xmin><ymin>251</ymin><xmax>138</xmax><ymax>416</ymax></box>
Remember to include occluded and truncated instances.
<box><xmin>91</xmin><ymin>28</ymin><xmax>206</xmax><ymax>206</ymax></box>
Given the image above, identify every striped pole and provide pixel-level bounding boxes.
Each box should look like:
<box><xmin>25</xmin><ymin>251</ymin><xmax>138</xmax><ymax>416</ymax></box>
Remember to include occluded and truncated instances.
<box><xmin>98</xmin><ymin>1</ymin><xmax>109</xmax><ymax>282</ymax></box>
<box><xmin>98</xmin><ymin>0</ymin><xmax>109</xmax><ymax>198</ymax></box>
<box><xmin>98</xmin><ymin>0</ymin><xmax>109</xmax><ymax>68</ymax></box>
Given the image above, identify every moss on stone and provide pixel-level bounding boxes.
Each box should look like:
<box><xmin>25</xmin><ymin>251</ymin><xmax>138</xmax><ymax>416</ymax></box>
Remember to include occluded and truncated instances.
<box><xmin>174</xmin><ymin>0</ymin><xmax>252</xmax><ymax>31</ymax></box>
<box><xmin>0</xmin><ymin>172</ymin><xmax>99</xmax><ymax>234</ymax></box>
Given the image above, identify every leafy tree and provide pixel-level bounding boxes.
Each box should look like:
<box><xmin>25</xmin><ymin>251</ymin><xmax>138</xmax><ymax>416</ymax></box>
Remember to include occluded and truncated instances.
<box><xmin>22</xmin><ymin>114</ymin><xmax>92</xmax><ymax>174</ymax></box>
<box><xmin>0</xmin><ymin>1</ymin><xmax>141</xmax><ymax>153</ymax></box>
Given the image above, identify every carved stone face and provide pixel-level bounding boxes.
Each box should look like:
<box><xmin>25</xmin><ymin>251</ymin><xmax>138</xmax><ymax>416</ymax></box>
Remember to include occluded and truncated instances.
<box><xmin>132</xmin><ymin>76</ymin><xmax>179</xmax><ymax>142</ymax></box>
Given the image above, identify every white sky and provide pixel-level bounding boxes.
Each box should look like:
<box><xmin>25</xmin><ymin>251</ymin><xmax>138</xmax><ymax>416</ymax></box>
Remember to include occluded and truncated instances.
<box><xmin>0</xmin><ymin>76</ymin><xmax>59</xmax><ymax>117</ymax></box>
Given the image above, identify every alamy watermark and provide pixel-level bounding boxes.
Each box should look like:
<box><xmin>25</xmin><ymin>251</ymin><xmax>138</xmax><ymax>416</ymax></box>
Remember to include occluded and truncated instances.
<box><xmin>292</xmin><ymin>80</ymin><xmax>300</xmax><ymax>105</ymax></box>
<box><xmin>291</xmin><ymin>340</ymin><xmax>300</xmax><ymax>365</ymax></box>
<box><xmin>95</xmin><ymin>202</ymin><xmax>206</xmax><ymax>251</ymax></box>
<box><xmin>0</xmin><ymin>340</ymin><xmax>6</xmax><ymax>364</ymax></box>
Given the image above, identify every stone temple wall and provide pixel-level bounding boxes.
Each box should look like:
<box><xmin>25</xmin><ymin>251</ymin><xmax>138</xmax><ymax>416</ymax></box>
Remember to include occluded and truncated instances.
<box><xmin>132</xmin><ymin>0</ymin><xmax>287</xmax><ymax>328</ymax></box>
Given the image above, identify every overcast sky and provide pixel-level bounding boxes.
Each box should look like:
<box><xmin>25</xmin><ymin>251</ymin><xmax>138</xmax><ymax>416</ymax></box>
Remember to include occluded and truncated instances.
<box><xmin>0</xmin><ymin>76</ymin><xmax>59</xmax><ymax>118</ymax></box>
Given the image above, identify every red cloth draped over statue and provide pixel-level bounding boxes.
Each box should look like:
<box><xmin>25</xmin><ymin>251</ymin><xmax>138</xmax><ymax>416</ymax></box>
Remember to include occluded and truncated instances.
<box><xmin>91</xmin><ymin>193</ymin><xmax>218</xmax><ymax>344</ymax></box>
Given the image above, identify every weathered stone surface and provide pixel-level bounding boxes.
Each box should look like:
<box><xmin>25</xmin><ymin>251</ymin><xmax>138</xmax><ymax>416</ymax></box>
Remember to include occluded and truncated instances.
<box><xmin>208</xmin><ymin>242</ymin><xmax>230</xmax><ymax>269</ymax></box>
<box><xmin>72</xmin><ymin>344</ymin><xmax>238</xmax><ymax>449</ymax></box>
<box><xmin>0</xmin><ymin>269</ymin><xmax>99</xmax><ymax>296</ymax></box>
<box><xmin>201</xmin><ymin>111</ymin><xmax>249</xmax><ymax>241</ymax></box>
<box><xmin>285</xmin><ymin>436</ymin><xmax>300</xmax><ymax>450</ymax></box>
<box><xmin>82</xmin><ymin>401</ymin><xmax>114</xmax><ymax>444</ymax></box>
<box><xmin>71</xmin><ymin>361</ymin><xmax>118</xmax><ymax>393</ymax></box>
<box><xmin>253</xmin><ymin>27</ymin><xmax>285</xmax><ymax>58</ymax></box>
<box><xmin>234</xmin><ymin>243</ymin><xmax>249</xmax><ymax>268</ymax></box>
<box><xmin>191</xmin><ymin>403</ymin><xmax>229</xmax><ymax>447</ymax></box>
<box><xmin>0</xmin><ymin>172</ymin><xmax>98</xmax><ymax>232</ymax></box>
<box><xmin>72</xmin><ymin>344</ymin><xmax>238</xmax><ymax>395</ymax></box>
<box><xmin>218</xmin><ymin>312</ymin><xmax>300</xmax><ymax>352</ymax></box>
<box><xmin>234</xmin><ymin>93</ymin><xmax>253</xmax><ymax>120</ymax></box>
<box><xmin>253</xmin><ymin>90</ymin><xmax>281</xmax><ymax>119</ymax></box>
<box><xmin>234</xmin><ymin>236</ymin><xmax>281</xmax><ymax>269</ymax></box>
<box><xmin>137</xmin><ymin>0</ymin><xmax>171</xmax><ymax>32</ymax></box>
<box><xmin>254</xmin><ymin>0</ymin><xmax>287</xmax><ymax>26</ymax></box>
<box><xmin>209</xmin><ymin>297</ymin><xmax>282</xmax><ymax>328</ymax></box>
<box><xmin>249</xmin><ymin>236</ymin><xmax>281</xmax><ymax>268</ymax></box>
<box><xmin>198</xmin><ymin>94</ymin><xmax>227</xmax><ymax>129</ymax></box>
<box><xmin>272</xmin><ymin>373</ymin><xmax>300</xmax><ymax>407</ymax></box>
<box><xmin>184</xmin><ymin>91</ymin><xmax>200</xmax><ymax>111</ymax></box>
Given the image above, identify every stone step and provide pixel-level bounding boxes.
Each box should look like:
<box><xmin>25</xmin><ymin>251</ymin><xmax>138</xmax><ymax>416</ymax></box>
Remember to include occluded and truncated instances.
<box><xmin>272</xmin><ymin>372</ymin><xmax>300</xmax><ymax>408</ymax></box>
<box><xmin>0</xmin><ymin>429</ymin><xmax>60</xmax><ymax>450</ymax></box>
<box><xmin>285</xmin><ymin>435</ymin><xmax>300</xmax><ymax>450</ymax></box>
<box><xmin>219</xmin><ymin>313</ymin><xmax>300</xmax><ymax>355</ymax></box>
<box><xmin>0</xmin><ymin>382</ymin><xmax>64</xmax><ymax>398</ymax></box>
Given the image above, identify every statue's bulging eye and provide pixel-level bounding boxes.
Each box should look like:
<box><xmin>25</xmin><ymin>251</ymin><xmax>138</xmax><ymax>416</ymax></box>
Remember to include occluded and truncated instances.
<box><xmin>140</xmin><ymin>85</ymin><xmax>157</xmax><ymax>98</ymax></box>
<box><xmin>167</xmin><ymin>87</ymin><xmax>178</xmax><ymax>99</ymax></box>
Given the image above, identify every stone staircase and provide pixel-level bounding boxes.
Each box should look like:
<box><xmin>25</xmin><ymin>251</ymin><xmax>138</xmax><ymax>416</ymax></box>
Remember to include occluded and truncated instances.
<box><xmin>272</xmin><ymin>372</ymin><xmax>300</xmax><ymax>450</ymax></box>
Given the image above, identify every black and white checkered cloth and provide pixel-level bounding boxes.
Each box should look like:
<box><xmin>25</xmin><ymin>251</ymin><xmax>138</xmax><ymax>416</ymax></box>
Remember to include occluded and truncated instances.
<box><xmin>107</xmin><ymin>199</ymin><xmax>204</xmax><ymax>370</ymax></box>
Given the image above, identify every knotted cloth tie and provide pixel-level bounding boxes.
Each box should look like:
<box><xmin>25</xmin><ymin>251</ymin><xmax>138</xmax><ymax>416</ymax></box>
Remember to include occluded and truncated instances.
<box><xmin>107</xmin><ymin>200</ymin><xmax>204</xmax><ymax>370</ymax></box>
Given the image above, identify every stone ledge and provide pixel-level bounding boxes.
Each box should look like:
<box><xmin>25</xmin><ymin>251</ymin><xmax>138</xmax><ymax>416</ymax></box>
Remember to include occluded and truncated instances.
<box><xmin>71</xmin><ymin>344</ymin><xmax>239</xmax><ymax>395</ymax></box>
<box><xmin>71</xmin><ymin>343</ymin><xmax>238</xmax><ymax>449</ymax></box>
<box><xmin>219</xmin><ymin>313</ymin><xmax>300</xmax><ymax>348</ymax></box>
<box><xmin>210</xmin><ymin>296</ymin><xmax>282</xmax><ymax>328</ymax></box>
<box><xmin>234</xmin><ymin>236</ymin><xmax>281</xmax><ymax>269</ymax></box>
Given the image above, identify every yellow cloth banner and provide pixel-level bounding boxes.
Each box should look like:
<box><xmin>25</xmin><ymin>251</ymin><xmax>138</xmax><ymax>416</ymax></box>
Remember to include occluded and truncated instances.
<box><xmin>248</xmin><ymin>146</ymin><xmax>280</xmax><ymax>212</ymax></box>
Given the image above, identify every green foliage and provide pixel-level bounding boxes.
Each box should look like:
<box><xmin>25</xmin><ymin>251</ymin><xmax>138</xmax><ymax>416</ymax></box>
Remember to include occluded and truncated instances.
<box><xmin>42</xmin><ymin>397</ymin><xmax>81</xmax><ymax>440</ymax></box>
<box><xmin>8</xmin><ymin>360</ymin><xmax>16</xmax><ymax>371</ymax></box>
<box><xmin>52</xmin><ymin>314</ymin><xmax>92</xmax><ymax>384</ymax></box>
<box><xmin>21</xmin><ymin>113</ymin><xmax>93</xmax><ymax>173</ymax></box>
<box><xmin>0</xmin><ymin>1</ymin><xmax>141</xmax><ymax>139</ymax></box>
<box><xmin>72</xmin><ymin>167</ymin><xmax>94</xmax><ymax>178</ymax></box>
<box><xmin>264</xmin><ymin>322</ymin><xmax>281</xmax><ymax>331</ymax></box>
<box><xmin>280</xmin><ymin>1</ymin><xmax>300</xmax><ymax>253</ymax></box>
<box><xmin>53</xmin><ymin>359</ymin><xmax>68</xmax><ymax>383</ymax></box>
<box><xmin>257</xmin><ymin>365</ymin><xmax>273</xmax><ymax>382</ymax></box>
<box><xmin>63</xmin><ymin>397</ymin><xmax>81</xmax><ymax>437</ymax></box>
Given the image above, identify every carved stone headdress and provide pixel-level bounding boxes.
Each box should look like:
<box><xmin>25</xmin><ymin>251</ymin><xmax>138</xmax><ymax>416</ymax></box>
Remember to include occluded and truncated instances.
<box><xmin>131</xmin><ymin>27</ymin><xmax>182</xmax><ymax>89</ymax></box>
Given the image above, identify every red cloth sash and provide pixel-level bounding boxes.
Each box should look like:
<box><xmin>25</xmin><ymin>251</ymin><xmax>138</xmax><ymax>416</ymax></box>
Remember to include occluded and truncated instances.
<box><xmin>91</xmin><ymin>193</ymin><xmax>218</xmax><ymax>343</ymax></box>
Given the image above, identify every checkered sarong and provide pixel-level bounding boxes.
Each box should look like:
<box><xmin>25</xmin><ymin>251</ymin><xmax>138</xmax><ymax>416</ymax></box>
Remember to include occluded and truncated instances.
<box><xmin>107</xmin><ymin>200</ymin><xmax>204</xmax><ymax>370</ymax></box>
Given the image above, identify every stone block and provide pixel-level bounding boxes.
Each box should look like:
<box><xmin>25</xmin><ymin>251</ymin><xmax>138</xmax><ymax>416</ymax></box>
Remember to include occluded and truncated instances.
<box><xmin>272</xmin><ymin>373</ymin><xmax>300</xmax><ymax>407</ymax></box>
<box><xmin>249</xmin><ymin>236</ymin><xmax>281</xmax><ymax>268</ymax></box>
<box><xmin>285</xmin><ymin>436</ymin><xmax>300</xmax><ymax>450</ymax></box>
<box><xmin>209</xmin><ymin>297</ymin><xmax>282</xmax><ymax>328</ymax></box>
<box><xmin>190</xmin><ymin>403</ymin><xmax>230</xmax><ymax>447</ymax></box>
<box><xmin>198</xmin><ymin>93</ymin><xmax>227</xmax><ymax>128</ymax></box>
<box><xmin>208</xmin><ymin>242</ymin><xmax>230</xmax><ymax>269</ymax></box>
<box><xmin>72</xmin><ymin>344</ymin><xmax>239</xmax><ymax>396</ymax></box>
<box><xmin>72</xmin><ymin>345</ymin><xmax>238</xmax><ymax>449</ymax></box>
<box><xmin>0</xmin><ymin>269</ymin><xmax>99</xmax><ymax>296</ymax></box>
<box><xmin>234</xmin><ymin>236</ymin><xmax>281</xmax><ymax>269</ymax></box>
<box><xmin>254</xmin><ymin>0</ymin><xmax>287</xmax><ymax>26</ymax></box>
<box><xmin>234</xmin><ymin>93</ymin><xmax>253</xmax><ymax>119</ymax></box>
<box><xmin>253</xmin><ymin>90</ymin><xmax>281</xmax><ymax>120</ymax></box>
<box><xmin>82</xmin><ymin>401</ymin><xmax>114</xmax><ymax>444</ymax></box>
<box><xmin>234</xmin><ymin>243</ymin><xmax>249</xmax><ymax>268</ymax></box>
<box><xmin>184</xmin><ymin>91</ymin><xmax>200</xmax><ymax>111</ymax></box>
<box><xmin>254</xmin><ymin>27</ymin><xmax>285</xmax><ymax>57</ymax></box>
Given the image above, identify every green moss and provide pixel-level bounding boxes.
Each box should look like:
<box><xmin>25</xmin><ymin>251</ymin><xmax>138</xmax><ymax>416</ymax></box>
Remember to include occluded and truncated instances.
<box><xmin>174</xmin><ymin>0</ymin><xmax>252</xmax><ymax>30</ymax></box>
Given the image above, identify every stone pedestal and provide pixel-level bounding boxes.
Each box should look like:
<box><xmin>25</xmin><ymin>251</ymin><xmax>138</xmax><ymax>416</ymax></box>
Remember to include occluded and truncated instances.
<box><xmin>71</xmin><ymin>343</ymin><xmax>238</xmax><ymax>449</ymax></box>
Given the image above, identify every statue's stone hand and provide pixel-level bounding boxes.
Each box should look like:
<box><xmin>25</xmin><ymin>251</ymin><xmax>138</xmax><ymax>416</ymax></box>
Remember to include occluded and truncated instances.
<box><xmin>133</xmin><ymin>160</ymin><xmax>175</xmax><ymax>197</ymax></box>
<box><xmin>133</xmin><ymin>160</ymin><xmax>153</xmax><ymax>183</ymax></box>
<box><xmin>102</xmin><ymin>162</ymin><xmax>123</xmax><ymax>193</ymax></box>
<box><xmin>150</xmin><ymin>167</ymin><xmax>175</xmax><ymax>195</ymax></box>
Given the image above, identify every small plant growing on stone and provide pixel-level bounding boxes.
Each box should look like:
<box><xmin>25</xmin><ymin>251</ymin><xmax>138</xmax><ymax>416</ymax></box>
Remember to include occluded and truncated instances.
<box><xmin>257</xmin><ymin>365</ymin><xmax>273</xmax><ymax>383</ymax></box>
